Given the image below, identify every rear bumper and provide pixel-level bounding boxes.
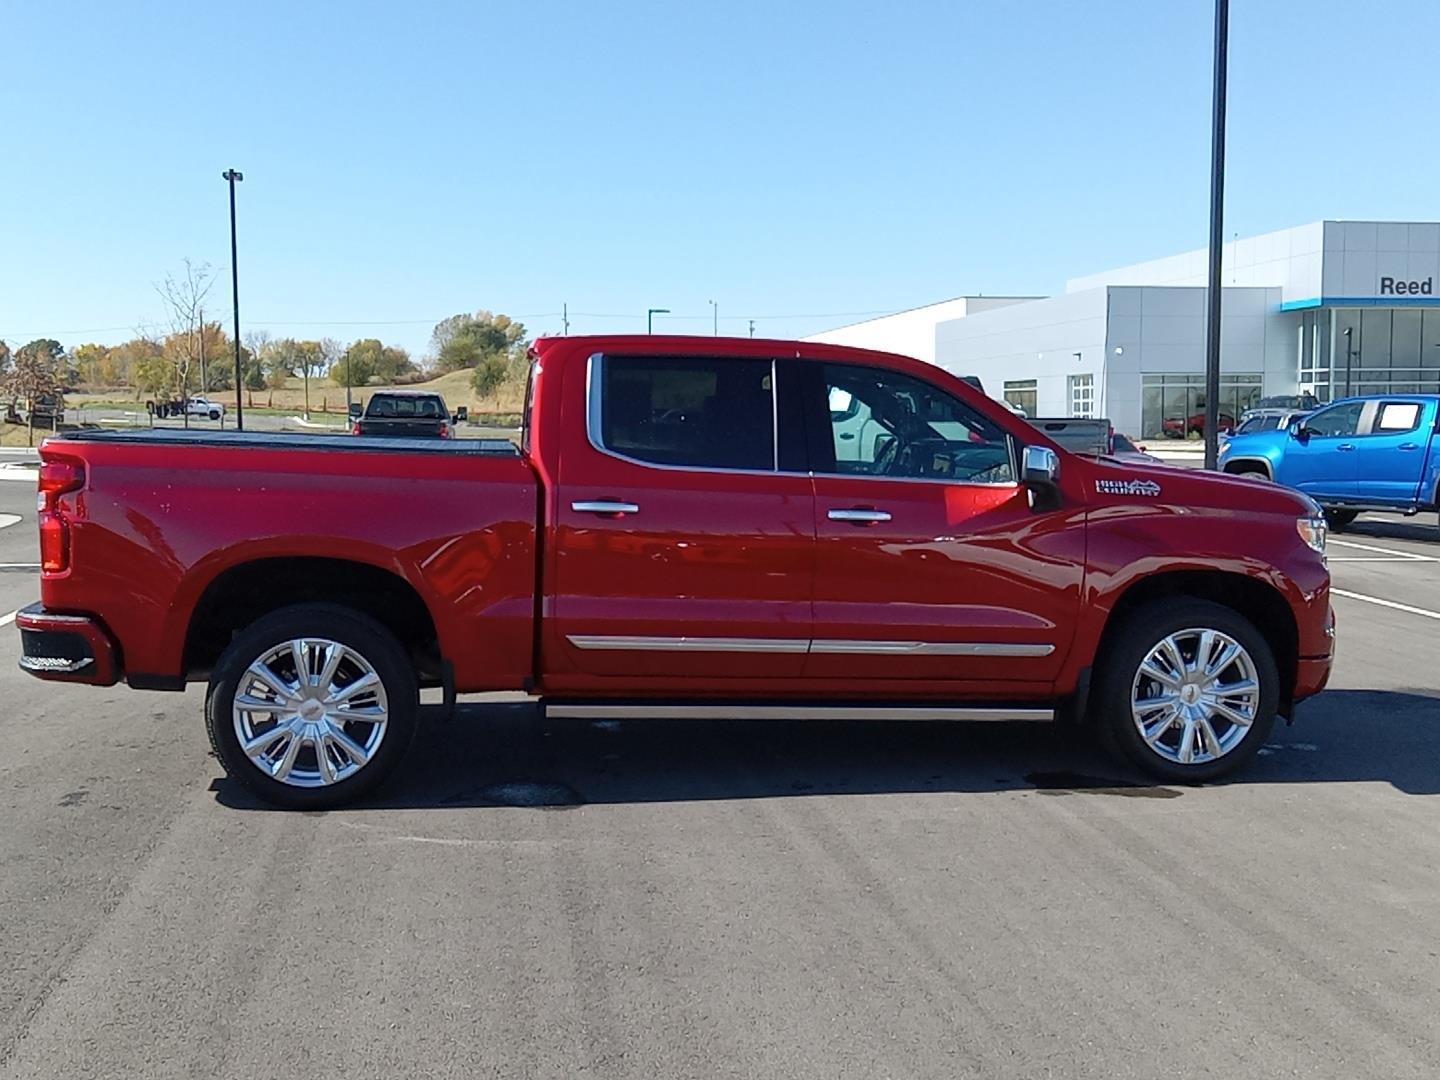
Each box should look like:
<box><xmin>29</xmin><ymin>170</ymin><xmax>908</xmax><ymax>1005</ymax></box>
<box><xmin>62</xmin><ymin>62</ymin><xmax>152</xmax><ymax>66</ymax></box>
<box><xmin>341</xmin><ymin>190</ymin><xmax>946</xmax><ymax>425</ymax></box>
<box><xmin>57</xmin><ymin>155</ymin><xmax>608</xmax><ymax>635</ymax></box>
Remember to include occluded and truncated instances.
<box><xmin>14</xmin><ymin>604</ymin><xmax>120</xmax><ymax>685</ymax></box>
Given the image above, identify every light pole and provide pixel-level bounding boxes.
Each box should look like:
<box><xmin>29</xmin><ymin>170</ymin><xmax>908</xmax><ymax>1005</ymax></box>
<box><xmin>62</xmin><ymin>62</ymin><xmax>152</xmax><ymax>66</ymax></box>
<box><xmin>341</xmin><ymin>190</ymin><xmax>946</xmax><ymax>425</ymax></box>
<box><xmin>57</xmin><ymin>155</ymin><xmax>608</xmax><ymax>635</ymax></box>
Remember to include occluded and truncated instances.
<box><xmin>1343</xmin><ymin>326</ymin><xmax>1356</xmax><ymax>397</ymax></box>
<box><xmin>1202</xmin><ymin>0</ymin><xmax>1229</xmax><ymax>470</ymax></box>
<box><xmin>710</xmin><ymin>300</ymin><xmax>718</xmax><ymax>336</ymax></box>
<box><xmin>222</xmin><ymin>168</ymin><xmax>245</xmax><ymax>430</ymax></box>
<box><xmin>647</xmin><ymin>308</ymin><xmax>669</xmax><ymax>334</ymax></box>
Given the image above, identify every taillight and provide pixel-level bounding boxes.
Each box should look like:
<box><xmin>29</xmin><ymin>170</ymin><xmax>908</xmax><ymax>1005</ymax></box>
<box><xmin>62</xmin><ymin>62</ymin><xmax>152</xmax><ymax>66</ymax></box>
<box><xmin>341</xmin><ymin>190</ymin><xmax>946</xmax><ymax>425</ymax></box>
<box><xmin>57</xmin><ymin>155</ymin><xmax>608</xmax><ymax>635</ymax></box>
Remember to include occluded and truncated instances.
<box><xmin>351</xmin><ymin>421</ymin><xmax>362</xmax><ymax>435</ymax></box>
<box><xmin>438</xmin><ymin>422</ymin><xmax>451</xmax><ymax>439</ymax></box>
<box><xmin>37</xmin><ymin>457</ymin><xmax>84</xmax><ymax>574</ymax></box>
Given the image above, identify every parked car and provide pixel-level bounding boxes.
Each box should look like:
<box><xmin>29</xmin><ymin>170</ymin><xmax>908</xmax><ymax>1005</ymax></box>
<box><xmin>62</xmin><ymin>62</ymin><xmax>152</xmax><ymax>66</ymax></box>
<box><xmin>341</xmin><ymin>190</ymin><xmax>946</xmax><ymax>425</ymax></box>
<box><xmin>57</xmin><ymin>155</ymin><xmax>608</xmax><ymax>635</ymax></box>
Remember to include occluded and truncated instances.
<box><xmin>1110</xmin><ymin>433</ymin><xmax>1163</xmax><ymax>465</ymax></box>
<box><xmin>1230</xmin><ymin>408</ymin><xmax>1310</xmax><ymax>437</ymax></box>
<box><xmin>1254</xmin><ymin>393</ymin><xmax>1318</xmax><ymax>412</ymax></box>
<box><xmin>1026</xmin><ymin>418</ymin><xmax>1112</xmax><ymax>456</ymax></box>
<box><xmin>185</xmin><ymin>396</ymin><xmax>226</xmax><ymax>421</ymax></box>
<box><xmin>1163</xmin><ymin>410</ymin><xmax>1236</xmax><ymax>438</ymax></box>
<box><xmin>1219</xmin><ymin>394</ymin><xmax>1440</xmax><ymax>532</ymax></box>
<box><xmin>23</xmin><ymin>393</ymin><xmax>65</xmax><ymax>426</ymax></box>
<box><xmin>18</xmin><ymin>334</ymin><xmax>1333</xmax><ymax>808</ymax></box>
<box><xmin>352</xmin><ymin>391</ymin><xmax>452</xmax><ymax>438</ymax></box>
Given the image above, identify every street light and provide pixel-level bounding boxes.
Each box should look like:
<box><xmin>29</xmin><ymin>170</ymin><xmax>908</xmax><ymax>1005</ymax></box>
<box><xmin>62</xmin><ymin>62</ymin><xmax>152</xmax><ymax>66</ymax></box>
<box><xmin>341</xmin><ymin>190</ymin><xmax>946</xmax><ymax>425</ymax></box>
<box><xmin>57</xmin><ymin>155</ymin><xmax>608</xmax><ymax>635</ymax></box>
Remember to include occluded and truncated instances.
<box><xmin>647</xmin><ymin>308</ymin><xmax>669</xmax><ymax>334</ymax></box>
<box><xmin>710</xmin><ymin>300</ymin><xmax>718</xmax><ymax>336</ymax></box>
<box><xmin>222</xmin><ymin>168</ymin><xmax>245</xmax><ymax>431</ymax></box>
<box><xmin>1202</xmin><ymin>0</ymin><xmax>1229</xmax><ymax>470</ymax></box>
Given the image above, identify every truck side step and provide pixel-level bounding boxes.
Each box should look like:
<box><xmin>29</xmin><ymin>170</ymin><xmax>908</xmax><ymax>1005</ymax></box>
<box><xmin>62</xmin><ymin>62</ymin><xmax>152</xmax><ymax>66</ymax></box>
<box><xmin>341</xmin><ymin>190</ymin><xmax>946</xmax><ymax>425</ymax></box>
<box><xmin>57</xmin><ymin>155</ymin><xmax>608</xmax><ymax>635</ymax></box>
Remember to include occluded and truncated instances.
<box><xmin>543</xmin><ymin>702</ymin><xmax>1055</xmax><ymax>723</ymax></box>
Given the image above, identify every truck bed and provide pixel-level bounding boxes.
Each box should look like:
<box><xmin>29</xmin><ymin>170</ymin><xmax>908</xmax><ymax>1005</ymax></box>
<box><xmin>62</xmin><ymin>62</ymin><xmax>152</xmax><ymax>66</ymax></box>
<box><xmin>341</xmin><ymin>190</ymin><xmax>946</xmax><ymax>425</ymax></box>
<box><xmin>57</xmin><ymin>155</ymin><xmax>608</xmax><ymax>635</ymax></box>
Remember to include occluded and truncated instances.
<box><xmin>37</xmin><ymin>426</ymin><xmax>538</xmax><ymax>692</ymax></box>
<box><xmin>55</xmin><ymin>428</ymin><xmax>518</xmax><ymax>455</ymax></box>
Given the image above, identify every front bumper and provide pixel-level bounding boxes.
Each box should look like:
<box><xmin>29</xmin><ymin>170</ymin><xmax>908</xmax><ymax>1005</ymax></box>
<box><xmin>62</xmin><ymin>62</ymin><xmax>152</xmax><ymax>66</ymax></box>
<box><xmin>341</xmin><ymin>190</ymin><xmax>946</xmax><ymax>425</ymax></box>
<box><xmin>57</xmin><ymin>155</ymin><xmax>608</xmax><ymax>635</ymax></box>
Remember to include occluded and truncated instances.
<box><xmin>15</xmin><ymin>604</ymin><xmax>120</xmax><ymax>685</ymax></box>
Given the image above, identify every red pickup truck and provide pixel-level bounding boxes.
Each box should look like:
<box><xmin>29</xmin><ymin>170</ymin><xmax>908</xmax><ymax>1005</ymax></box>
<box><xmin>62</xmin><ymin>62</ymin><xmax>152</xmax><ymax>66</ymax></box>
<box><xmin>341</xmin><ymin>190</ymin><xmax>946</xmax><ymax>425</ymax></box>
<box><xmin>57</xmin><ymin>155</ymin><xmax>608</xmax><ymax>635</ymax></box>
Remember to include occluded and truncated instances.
<box><xmin>18</xmin><ymin>335</ymin><xmax>1334</xmax><ymax>807</ymax></box>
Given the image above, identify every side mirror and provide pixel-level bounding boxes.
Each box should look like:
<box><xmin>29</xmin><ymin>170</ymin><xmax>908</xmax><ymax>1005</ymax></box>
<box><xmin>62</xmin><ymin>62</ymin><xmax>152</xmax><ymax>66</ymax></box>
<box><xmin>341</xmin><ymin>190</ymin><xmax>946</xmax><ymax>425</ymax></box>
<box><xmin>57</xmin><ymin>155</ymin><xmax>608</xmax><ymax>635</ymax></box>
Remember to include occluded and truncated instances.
<box><xmin>454</xmin><ymin>405</ymin><xmax>469</xmax><ymax>423</ymax></box>
<box><xmin>1021</xmin><ymin>445</ymin><xmax>1061</xmax><ymax>510</ymax></box>
<box><xmin>1289</xmin><ymin>420</ymin><xmax>1308</xmax><ymax>440</ymax></box>
<box><xmin>348</xmin><ymin>402</ymin><xmax>362</xmax><ymax>420</ymax></box>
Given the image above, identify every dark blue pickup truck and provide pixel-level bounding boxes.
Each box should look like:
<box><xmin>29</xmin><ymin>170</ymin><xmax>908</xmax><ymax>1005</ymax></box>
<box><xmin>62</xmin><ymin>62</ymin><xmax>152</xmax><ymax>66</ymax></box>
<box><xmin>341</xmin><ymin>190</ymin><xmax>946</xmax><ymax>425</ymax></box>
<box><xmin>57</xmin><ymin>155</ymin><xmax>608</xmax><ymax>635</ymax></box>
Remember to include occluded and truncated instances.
<box><xmin>1219</xmin><ymin>394</ymin><xmax>1440</xmax><ymax>531</ymax></box>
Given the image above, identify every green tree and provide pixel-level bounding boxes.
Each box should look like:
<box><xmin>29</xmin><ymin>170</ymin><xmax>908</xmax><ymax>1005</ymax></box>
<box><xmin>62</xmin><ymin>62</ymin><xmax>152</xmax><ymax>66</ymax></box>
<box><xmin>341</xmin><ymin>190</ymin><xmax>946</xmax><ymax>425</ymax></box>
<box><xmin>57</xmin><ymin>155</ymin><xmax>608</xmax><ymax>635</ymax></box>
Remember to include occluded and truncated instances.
<box><xmin>264</xmin><ymin>339</ymin><xmax>327</xmax><ymax>416</ymax></box>
<box><xmin>471</xmin><ymin>354</ymin><xmax>510</xmax><ymax>398</ymax></box>
<box><xmin>334</xmin><ymin>338</ymin><xmax>414</xmax><ymax>386</ymax></box>
<box><xmin>134</xmin><ymin>354</ymin><xmax>173</xmax><ymax>398</ymax></box>
<box><xmin>431</xmin><ymin>311</ymin><xmax>527</xmax><ymax>374</ymax></box>
<box><xmin>70</xmin><ymin>343</ymin><xmax>112</xmax><ymax>388</ymax></box>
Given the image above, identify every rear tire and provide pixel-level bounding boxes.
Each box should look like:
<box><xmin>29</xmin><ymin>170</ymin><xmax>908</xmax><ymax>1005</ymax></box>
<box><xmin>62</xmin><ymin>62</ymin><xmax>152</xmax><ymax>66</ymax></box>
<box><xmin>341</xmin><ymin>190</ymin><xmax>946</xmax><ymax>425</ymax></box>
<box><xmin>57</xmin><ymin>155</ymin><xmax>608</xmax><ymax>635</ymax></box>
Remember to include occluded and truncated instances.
<box><xmin>205</xmin><ymin>603</ymin><xmax>418</xmax><ymax>809</ymax></box>
<box><xmin>1094</xmin><ymin>599</ymin><xmax>1278</xmax><ymax>783</ymax></box>
<box><xmin>209</xmin><ymin>409</ymin><xmax>221</xmax><ymax>421</ymax></box>
<box><xmin>1236</xmin><ymin>468</ymin><xmax>1269</xmax><ymax>482</ymax></box>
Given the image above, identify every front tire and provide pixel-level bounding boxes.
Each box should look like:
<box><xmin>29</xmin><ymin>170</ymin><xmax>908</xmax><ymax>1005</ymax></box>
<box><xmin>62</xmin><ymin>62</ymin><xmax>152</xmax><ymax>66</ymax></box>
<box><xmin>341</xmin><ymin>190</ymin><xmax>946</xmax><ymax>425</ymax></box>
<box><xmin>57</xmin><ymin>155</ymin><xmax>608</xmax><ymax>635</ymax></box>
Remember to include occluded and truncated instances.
<box><xmin>1095</xmin><ymin>600</ymin><xmax>1278</xmax><ymax>782</ymax></box>
<box><xmin>1324</xmin><ymin>509</ymin><xmax>1358</xmax><ymax>531</ymax></box>
<box><xmin>206</xmin><ymin>603</ymin><xmax>418</xmax><ymax>809</ymax></box>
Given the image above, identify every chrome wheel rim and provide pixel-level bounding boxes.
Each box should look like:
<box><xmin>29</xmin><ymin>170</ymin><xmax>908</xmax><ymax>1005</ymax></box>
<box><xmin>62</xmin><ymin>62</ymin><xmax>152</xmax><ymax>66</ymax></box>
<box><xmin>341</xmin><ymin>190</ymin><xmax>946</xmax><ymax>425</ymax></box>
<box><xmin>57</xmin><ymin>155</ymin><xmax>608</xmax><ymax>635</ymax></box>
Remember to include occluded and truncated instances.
<box><xmin>232</xmin><ymin>638</ymin><xmax>389</xmax><ymax>788</ymax></box>
<box><xmin>1130</xmin><ymin>628</ymin><xmax>1260</xmax><ymax>765</ymax></box>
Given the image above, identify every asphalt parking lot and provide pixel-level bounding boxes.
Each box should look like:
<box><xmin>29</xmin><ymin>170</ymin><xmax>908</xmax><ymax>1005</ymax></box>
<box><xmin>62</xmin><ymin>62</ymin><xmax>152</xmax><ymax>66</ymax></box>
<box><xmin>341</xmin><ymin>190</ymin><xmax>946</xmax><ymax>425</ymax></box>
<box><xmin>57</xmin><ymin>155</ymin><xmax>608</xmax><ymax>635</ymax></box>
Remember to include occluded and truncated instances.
<box><xmin>2</xmin><ymin>477</ymin><xmax>1439</xmax><ymax>1079</ymax></box>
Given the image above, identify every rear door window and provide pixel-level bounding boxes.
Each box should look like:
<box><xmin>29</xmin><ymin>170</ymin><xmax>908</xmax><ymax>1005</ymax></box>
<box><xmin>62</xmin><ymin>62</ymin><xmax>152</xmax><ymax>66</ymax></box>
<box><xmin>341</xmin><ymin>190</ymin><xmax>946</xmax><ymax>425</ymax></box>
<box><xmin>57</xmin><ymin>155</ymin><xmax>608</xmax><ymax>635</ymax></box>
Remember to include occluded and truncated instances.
<box><xmin>595</xmin><ymin>355</ymin><xmax>775</xmax><ymax>471</ymax></box>
<box><xmin>1374</xmin><ymin>402</ymin><xmax>1421</xmax><ymax>433</ymax></box>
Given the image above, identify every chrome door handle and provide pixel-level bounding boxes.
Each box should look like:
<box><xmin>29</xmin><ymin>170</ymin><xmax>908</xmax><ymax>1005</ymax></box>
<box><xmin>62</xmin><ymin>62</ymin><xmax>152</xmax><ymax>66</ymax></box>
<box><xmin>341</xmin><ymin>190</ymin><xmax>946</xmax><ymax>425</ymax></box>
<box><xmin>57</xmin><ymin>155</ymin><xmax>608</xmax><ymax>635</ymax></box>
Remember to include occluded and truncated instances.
<box><xmin>1337</xmin><ymin>443</ymin><xmax>1355</xmax><ymax>452</ymax></box>
<box><xmin>571</xmin><ymin>500</ymin><xmax>640</xmax><ymax>515</ymax></box>
<box><xmin>1399</xmin><ymin>443</ymin><xmax>1420</xmax><ymax>451</ymax></box>
<box><xmin>828</xmin><ymin>508</ymin><xmax>892</xmax><ymax>523</ymax></box>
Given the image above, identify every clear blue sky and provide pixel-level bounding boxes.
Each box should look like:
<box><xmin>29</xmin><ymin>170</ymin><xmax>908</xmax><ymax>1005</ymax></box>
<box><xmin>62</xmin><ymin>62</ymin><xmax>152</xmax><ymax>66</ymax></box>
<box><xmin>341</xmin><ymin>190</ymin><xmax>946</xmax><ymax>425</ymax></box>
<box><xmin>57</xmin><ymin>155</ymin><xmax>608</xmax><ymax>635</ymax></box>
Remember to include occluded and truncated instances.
<box><xmin>3</xmin><ymin>0</ymin><xmax>1437</xmax><ymax>359</ymax></box>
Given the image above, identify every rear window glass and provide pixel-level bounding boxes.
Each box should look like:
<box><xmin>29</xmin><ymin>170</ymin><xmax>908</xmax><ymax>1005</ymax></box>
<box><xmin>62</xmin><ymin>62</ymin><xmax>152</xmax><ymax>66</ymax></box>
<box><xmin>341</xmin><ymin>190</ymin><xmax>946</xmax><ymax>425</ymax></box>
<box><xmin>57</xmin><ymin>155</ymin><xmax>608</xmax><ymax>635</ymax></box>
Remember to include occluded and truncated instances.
<box><xmin>369</xmin><ymin>396</ymin><xmax>442</xmax><ymax>418</ymax></box>
<box><xmin>1376</xmin><ymin>402</ymin><xmax>1421</xmax><ymax>432</ymax></box>
<box><xmin>598</xmin><ymin>356</ymin><xmax>774</xmax><ymax>471</ymax></box>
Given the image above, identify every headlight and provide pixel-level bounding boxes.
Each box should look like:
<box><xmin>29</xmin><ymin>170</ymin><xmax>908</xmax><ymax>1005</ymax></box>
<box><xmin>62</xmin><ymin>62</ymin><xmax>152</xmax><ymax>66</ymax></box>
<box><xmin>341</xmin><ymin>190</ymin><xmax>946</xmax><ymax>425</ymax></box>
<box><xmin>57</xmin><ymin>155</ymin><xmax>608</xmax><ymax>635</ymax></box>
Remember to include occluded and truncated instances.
<box><xmin>1296</xmin><ymin>515</ymin><xmax>1327</xmax><ymax>556</ymax></box>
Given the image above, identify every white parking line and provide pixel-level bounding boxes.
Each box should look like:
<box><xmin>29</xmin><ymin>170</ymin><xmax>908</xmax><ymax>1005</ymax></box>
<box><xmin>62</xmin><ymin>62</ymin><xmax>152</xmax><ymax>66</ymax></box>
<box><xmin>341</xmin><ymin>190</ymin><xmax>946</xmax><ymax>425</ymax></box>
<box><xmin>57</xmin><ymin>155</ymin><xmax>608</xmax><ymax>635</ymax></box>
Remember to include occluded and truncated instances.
<box><xmin>1328</xmin><ymin>538</ymin><xmax>1438</xmax><ymax>561</ymax></box>
<box><xmin>1332</xmin><ymin>588</ymin><xmax>1440</xmax><ymax>621</ymax></box>
<box><xmin>1329</xmin><ymin>556</ymin><xmax>1435</xmax><ymax>563</ymax></box>
<box><xmin>0</xmin><ymin>610</ymin><xmax>16</xmax><ymax>627</ymax></box>
<box><xmin>0</xmin><ymin>513</ymin><xmax>20</xmax><ymax>530</ymax></box>
<box><xmin>0</xmin><ymin>563</ymin><xmax>40</xmax><ymax>569</ymax></box>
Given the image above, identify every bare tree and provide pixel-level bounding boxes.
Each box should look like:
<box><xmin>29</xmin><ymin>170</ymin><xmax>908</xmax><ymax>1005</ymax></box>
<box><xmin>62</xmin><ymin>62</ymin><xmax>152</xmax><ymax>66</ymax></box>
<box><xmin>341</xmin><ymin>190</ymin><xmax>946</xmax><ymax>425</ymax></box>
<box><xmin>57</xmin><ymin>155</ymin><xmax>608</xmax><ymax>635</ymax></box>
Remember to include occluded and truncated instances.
<box><xmin>155</xmin><ymin>259</ymin><xmax>214</xmax><ymax>428</ymax></box>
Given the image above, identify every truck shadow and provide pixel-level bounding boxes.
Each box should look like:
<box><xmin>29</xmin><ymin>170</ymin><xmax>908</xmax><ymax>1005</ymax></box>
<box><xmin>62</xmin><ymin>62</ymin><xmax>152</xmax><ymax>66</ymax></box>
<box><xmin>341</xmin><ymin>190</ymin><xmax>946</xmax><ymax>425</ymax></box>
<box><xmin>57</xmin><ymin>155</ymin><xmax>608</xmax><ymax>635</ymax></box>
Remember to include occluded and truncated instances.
<box><xmin>1343</xmin><ymin>518</ymin><xmax>1437</xmax><ymax>544</ymax></box>
<box><xmin>211</xmin><ymin>688</ymin><xmax>1440</xmax><ymax>810</ymax></box>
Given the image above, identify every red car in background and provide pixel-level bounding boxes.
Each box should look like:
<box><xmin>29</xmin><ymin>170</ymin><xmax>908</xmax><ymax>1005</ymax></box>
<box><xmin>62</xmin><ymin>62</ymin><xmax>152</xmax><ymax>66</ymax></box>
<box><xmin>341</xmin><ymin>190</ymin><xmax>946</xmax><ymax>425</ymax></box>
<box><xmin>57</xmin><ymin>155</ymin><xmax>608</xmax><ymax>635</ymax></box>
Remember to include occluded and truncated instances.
<box><xmin>1163</xmin><ymin>410</ymin><xmax>1236</xmax><ymax>438</ymax></box>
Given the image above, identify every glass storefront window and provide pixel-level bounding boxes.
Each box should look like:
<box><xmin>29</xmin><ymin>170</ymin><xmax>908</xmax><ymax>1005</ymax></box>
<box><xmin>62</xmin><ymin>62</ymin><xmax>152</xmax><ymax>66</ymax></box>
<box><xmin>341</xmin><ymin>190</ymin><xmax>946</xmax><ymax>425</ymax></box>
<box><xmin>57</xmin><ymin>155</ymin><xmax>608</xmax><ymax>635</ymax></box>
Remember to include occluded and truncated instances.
<box><xmin>1003</xmin><ymin>379</ymin><xmax>1037</xmax><ymax>417</ymax></box>
<box><xmin>1140</xmin><ymin>373</ymin><xmax>1262</xmax><ymax>441</ymax></box>
<box><xmin>1423</xmin><ymin>310</ymin><xmax>1440</xmax><ymax>369</ymax></box>
<box><xmin>1393</xmin><ymin>310</ymin><xmax>1422</xmax><ymax>370</ymax></box>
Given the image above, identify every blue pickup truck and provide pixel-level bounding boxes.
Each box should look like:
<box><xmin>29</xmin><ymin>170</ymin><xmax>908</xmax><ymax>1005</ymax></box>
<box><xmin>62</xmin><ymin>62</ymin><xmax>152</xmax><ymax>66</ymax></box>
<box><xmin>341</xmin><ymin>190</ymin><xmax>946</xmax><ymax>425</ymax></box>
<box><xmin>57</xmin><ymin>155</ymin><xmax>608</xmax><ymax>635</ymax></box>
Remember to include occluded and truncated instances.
<box><xmin>1219</xmin><ymin>394</ymin><xmax>1440</xmax><ymax>531</ymax></box>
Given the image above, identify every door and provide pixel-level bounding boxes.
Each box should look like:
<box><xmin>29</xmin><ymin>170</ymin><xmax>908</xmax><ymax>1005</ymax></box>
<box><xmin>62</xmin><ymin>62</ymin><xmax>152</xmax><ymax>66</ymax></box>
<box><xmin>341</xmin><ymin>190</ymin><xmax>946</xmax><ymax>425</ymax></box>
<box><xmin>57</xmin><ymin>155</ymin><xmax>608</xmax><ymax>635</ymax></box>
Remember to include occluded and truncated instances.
<box><xmin>1282</xmin><ymin>400</ymin><xmax>1365</xmax><ymax>499</ymax></box>
<box><xmin>793</xmin><ymin>360</ymin><xmax>1084</xmax><ymax>689</ymax></box>
<box><xmin>548</xmin><ymin>352</ymin><xmax>814</xmax><ymax>684</ymax></box>
<box><xmin>1356</xmin><ymin>399</ymin><xmax>1432</xmax><ymax>504</ymax></box>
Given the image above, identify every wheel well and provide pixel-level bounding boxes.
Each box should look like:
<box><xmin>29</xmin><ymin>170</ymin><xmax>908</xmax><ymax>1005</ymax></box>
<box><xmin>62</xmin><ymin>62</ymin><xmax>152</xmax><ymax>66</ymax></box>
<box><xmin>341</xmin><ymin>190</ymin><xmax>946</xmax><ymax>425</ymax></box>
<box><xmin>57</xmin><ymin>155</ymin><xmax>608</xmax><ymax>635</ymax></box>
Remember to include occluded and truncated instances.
<box><xmin>1222</xmin><ymin>458</ymin><xmax>1272</xmax><ymax>479</ymax></box>
<box><xmin>1096</xmin><ymin>570</ymin><xmax>1298</xmax><ymax>710</ymax></box>
<box><xmin>184</xmin><ymin>557</ymin><xmax>441</xmax><ymax>680</ymax></box>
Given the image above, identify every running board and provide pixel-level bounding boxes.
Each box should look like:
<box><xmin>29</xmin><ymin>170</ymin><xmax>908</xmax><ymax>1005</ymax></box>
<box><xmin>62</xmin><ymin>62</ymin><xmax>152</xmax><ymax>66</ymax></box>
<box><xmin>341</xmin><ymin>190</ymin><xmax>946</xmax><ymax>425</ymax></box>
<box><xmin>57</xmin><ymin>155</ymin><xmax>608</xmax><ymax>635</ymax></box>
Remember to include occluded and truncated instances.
<box><xmin>543</xmin><ymin>703</ymin><xmax>1055</xmax><ymax>723</ymax></box>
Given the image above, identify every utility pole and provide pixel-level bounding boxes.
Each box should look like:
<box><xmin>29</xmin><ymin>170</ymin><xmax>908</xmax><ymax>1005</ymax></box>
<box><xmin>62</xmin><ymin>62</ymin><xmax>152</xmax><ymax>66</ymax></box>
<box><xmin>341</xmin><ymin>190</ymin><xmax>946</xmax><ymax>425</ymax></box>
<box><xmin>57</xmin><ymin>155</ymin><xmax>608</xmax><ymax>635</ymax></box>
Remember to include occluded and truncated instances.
<box><xmin>562</xmin><ymin>303</ymin><xmax>569</xmax><ymax>335</ymax></box>
<box><xmin>1202</xmin><ymin>0</ymin><xmax>1229</xmax><ymax>471</ymax></box>
<box><xmin>710</xmin><ymin>300</ymin><xmax>718</xmax><ymax>336</ymax></box>
<box><xmin>748</xmin><ymin>319</ymin><xmax>755</xmax><ymax>338</ymax></box>
<box><xmin>222</xmin><ymin>168</ymin><xmax>245</xmax><ymax>430</ymax></box>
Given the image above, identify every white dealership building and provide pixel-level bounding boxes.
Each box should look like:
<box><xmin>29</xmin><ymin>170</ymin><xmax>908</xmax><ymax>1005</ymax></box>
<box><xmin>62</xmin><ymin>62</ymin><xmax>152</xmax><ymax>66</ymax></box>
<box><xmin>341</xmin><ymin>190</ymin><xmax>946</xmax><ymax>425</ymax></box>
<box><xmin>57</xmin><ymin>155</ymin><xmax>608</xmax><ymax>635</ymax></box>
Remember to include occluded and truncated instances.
<box><xmin>809</xmin><ymin>221</ymin><xmax>1440</xmax><ymax>440</ymax></box>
